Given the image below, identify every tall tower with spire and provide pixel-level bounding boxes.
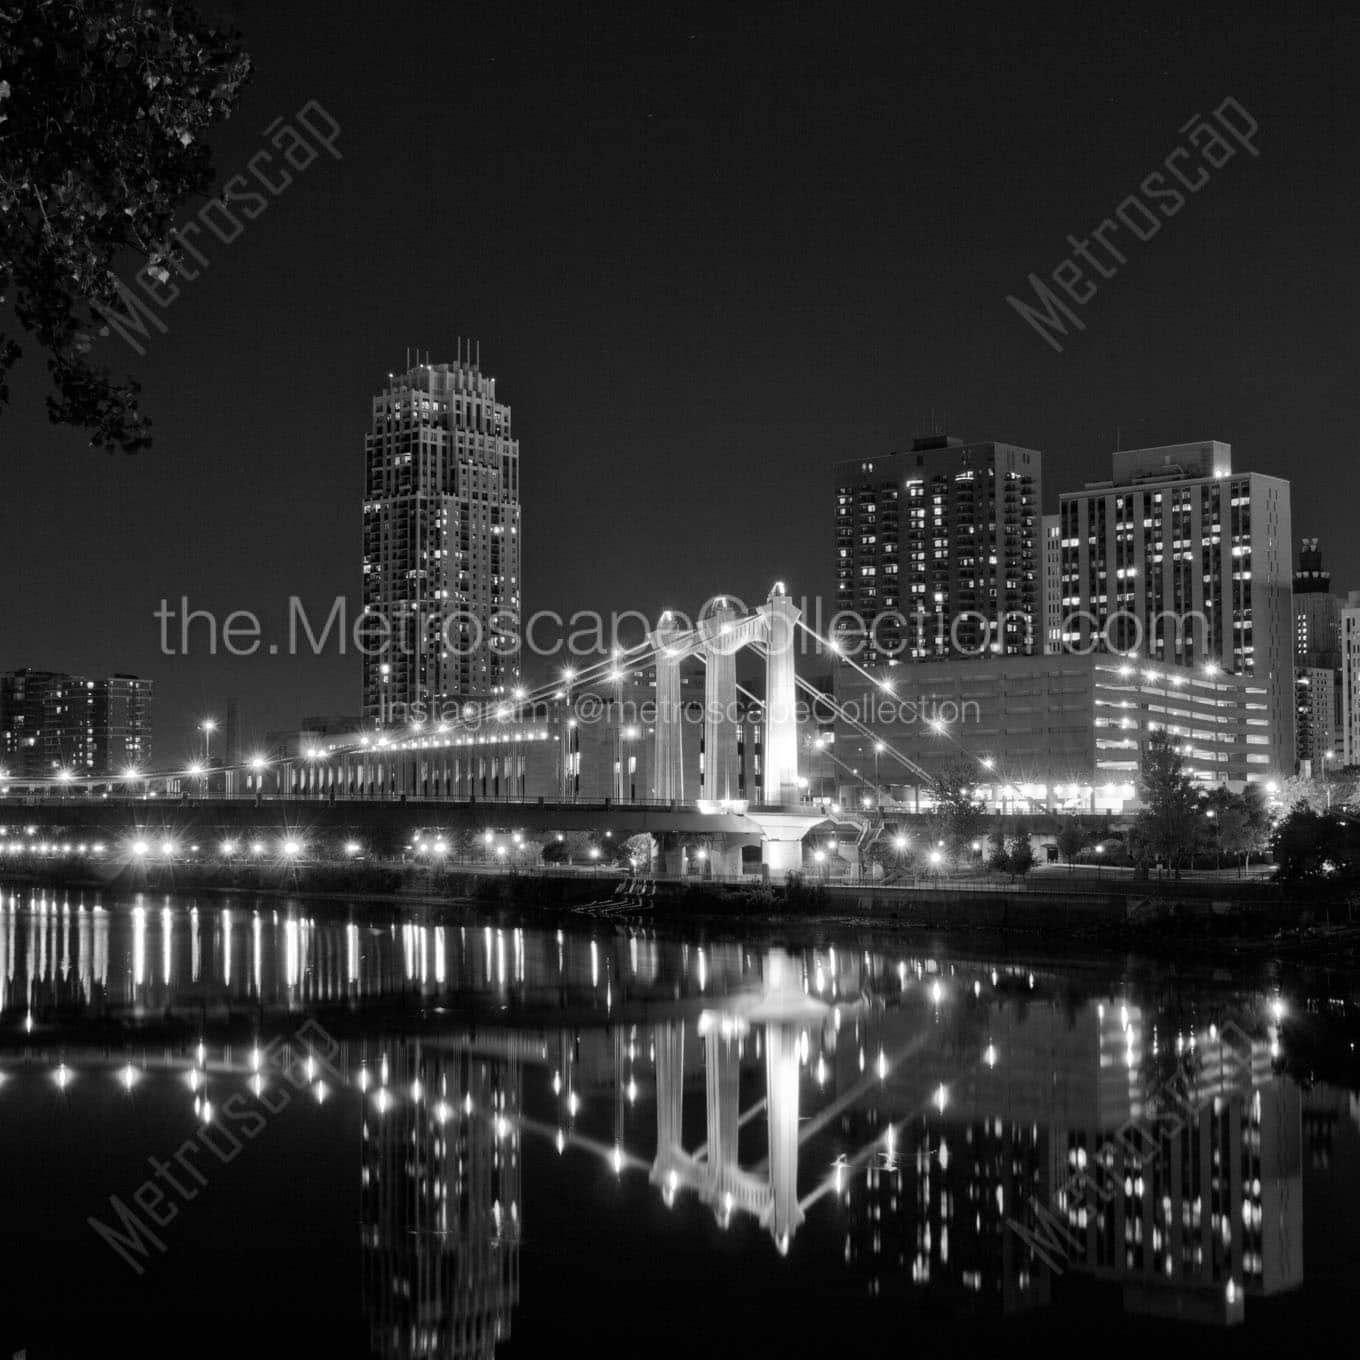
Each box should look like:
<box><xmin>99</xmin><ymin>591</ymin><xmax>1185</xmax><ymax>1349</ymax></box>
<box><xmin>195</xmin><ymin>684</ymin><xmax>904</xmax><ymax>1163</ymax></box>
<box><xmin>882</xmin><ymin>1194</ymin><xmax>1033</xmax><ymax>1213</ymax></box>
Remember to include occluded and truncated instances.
<box><xmin>361</xmin><ymin>348</ymin><xmax>521</xmax><ymax>727</ymax></box>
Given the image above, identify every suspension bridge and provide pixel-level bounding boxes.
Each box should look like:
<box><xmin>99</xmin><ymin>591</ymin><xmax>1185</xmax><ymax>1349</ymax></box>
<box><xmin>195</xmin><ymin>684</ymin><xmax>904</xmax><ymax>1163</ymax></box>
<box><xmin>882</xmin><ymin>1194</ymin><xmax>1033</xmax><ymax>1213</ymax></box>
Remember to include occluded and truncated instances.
<box><xmin>0</xmin><ymin>583</ymin><xmax>1031</xmax><ymax>874</ymax></box>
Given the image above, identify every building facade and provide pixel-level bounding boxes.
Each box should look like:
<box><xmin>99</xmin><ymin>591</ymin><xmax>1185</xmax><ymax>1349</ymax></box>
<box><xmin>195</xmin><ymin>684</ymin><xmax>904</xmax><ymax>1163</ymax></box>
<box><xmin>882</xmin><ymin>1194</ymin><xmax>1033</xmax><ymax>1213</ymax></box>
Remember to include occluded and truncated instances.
<box><xmin>286</xmin><ymin>663</ymin><xmax>838</xmax><ymax>807</ymax></box>
<box><xmin>1042</xmin><ymin>511</ymin><xmax>1063</xmax><ymax>654</ymax></box>
<box><xmin>833</xmin><ymin>435</ymin><xmax>1043</xmax><ymax>666</ymax></box>
<box><xmin>1293</xmin><ymin>538</ymin><xmax>1342</xmax><ymax>773</ymax></box>
<box><xmin>833</xmin><ymin>651</ymin><xmax>1276</xmax><ymax>812</ymax></box>
<box><xmin>0</xmin><ymin>670</ymin><xmax>152</xmax><ymax>779</ymax></box>
<box><xmin>361</xmin><ymin>351</ymin><xmax>521</xmax><ymax>728</ymax></box>
<box><xmin>1340</xmin><ymin>591</ymin><xmax>1360</xmax><ymax>767</ymax></box>
<box><xmin>1055</xmin><ymin>441</ymin><xmax>1293</xmax><ymax>774</ymax></box>
<box><xmin>89</xmin><ymin>674</ymin><xmax>153</xmax><ymax>775</ymax></box>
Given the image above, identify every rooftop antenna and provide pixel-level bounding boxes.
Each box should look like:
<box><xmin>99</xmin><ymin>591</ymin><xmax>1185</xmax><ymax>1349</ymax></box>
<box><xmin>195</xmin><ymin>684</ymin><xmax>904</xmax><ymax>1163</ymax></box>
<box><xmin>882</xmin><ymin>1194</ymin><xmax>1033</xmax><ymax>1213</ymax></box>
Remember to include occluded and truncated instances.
<box><xmin>475</xmin><ymin>339</ymin><xmax>480</xmax><ymax>368</ymax></box>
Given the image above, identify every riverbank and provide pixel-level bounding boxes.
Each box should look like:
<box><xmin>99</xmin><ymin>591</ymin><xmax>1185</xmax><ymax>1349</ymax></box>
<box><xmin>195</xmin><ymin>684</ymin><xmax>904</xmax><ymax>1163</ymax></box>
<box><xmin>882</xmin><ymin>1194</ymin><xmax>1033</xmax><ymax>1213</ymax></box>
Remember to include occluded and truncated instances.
<box><xmin>2</xmin><ymin>858</ymin><xmax>1356</xmax><ymax>956</ymax></box>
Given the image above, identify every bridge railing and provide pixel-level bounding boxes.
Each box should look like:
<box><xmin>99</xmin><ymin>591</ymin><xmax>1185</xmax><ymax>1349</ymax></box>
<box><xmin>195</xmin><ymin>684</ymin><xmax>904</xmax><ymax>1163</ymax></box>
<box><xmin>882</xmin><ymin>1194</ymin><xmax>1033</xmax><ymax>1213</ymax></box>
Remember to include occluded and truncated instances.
<box><xmin>0</xmin><ymin>791</ymin><xmax>839</xmax><ymax>816</ymax></box>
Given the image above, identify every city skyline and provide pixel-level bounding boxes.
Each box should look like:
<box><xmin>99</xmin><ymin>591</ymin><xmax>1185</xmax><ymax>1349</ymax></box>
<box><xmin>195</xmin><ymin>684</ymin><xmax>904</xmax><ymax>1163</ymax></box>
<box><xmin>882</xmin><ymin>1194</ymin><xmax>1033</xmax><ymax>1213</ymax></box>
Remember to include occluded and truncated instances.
<box><xmin>6</xmin><ymin>7</ymin><xmax>1360</xmax><ymax>1351</ymax></box>
<box><xmin>5</xmin><ymin>1</ymin><xmax>1360</xmax><ymax>759</ymax></box>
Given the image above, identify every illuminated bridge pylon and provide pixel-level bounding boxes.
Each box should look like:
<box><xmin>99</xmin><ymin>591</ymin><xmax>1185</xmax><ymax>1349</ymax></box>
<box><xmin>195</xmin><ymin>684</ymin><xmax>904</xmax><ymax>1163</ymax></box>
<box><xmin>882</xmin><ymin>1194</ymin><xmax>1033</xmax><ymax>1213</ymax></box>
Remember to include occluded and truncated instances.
<box><xmin>648</xmin><ymin>951</ymin><xmax>823</xmax><ymax>1251</ymax></box>
<box><xmin>647</xmin><ymin>582</ymin><xmax>802</xmax><ymax>807</ymax></box>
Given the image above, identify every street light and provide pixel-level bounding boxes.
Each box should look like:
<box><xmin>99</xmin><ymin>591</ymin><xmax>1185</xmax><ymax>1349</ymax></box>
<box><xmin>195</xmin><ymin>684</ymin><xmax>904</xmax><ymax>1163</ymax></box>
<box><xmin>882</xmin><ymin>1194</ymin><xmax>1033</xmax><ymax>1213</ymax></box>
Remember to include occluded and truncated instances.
<box><xmin>199</xmin><ymin>718</ymin><xmax>217</xmax><ymax>777</ymax></box>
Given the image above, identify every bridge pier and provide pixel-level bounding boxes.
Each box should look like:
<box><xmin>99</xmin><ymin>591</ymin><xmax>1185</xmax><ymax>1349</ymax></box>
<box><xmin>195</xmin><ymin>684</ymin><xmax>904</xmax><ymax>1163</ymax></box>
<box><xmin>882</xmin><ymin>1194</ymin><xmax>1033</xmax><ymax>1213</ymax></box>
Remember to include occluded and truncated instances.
<box><xmin>747</xmin><ymin>810</ymin><xmax>824</xmax><ymax>880</ymax></box>
<box><xmin>708</xmin><ymin>841</ymin><xmax>743</xmax><ymax>878</ymax></box>
<box><xmin>659</xmin><ymin>837</ymin><xmax>687</xmax><ymax>878</ymax></box>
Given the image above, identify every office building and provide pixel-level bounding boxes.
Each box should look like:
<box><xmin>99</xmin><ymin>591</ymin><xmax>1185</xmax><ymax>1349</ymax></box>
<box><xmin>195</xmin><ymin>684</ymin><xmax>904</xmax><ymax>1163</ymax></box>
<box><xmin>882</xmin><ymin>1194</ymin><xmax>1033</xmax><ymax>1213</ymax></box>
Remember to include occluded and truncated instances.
<box><xmin>89</xmin><ymin>674</ymin><xmax>153</xmax><ymax>775</ymax></box>
<box><xmin>1042</xmin><ymin>512</ymin><xmax>1063</xmax><ymax>653</ymax></box>
<box><xmin>0</xmin><ymin>669</ymin><xmax>152</xmax><ymax>778</ymax></box>
<box><xmin>1055</xmin><ymin>441</ymin><xmax>1293</xmax><ymax>775</ymax></box>
<box><xmin>361</xmin><ymin>348</ymin><xmax>521</xmax><ymax>728</ymax></box>
<box><xmin>833</xmin><ymin>435</ymin><xmax>1043</xmax><ymax>665</ymax></box>
<box><xmin>834</xmin><ymin>652</ymin><xmax>1273</xmax><ymax>812</ymax></box>
<box><xmin>1340</xmin><ymin>591</ymin><xmax>1360</xmax><ymax>766</ymax></box>
<box><xmin>1294</xmin><ymin>538</ymin><xmax>1342</xmax><ymax>772</ymax></box>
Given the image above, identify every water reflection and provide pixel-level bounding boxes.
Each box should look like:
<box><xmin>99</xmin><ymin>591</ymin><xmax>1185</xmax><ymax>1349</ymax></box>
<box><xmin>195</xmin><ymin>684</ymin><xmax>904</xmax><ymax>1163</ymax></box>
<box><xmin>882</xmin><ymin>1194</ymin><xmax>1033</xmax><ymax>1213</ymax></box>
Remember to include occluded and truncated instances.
<box><xmin>0</xmin><ymin>887</ymin><xmax>1351</xmax><ymax>1352</ymax></box>
<box><xmin>361</xmin><ymin>1042</ymin><xmax>521</xmax><ymax>1359</ymax></box>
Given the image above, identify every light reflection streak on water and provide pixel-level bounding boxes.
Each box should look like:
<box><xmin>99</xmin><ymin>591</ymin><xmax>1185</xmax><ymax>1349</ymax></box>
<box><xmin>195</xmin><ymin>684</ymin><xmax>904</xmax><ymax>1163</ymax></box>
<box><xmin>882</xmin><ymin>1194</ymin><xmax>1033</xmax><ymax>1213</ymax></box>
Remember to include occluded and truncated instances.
<box><xmin>0</xmin><ymin>888</ymin><xmax>1323</xmax><ymax>1346</ymax></box>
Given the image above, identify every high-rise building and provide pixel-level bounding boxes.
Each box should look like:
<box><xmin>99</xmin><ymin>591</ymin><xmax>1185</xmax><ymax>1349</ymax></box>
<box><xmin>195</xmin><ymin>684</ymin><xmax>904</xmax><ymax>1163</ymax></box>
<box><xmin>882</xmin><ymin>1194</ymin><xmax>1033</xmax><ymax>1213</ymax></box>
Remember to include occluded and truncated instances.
<box><xmin>833</xmin><ymin>435</ymin><xmax>1043</xmax><ymax>665</ymax></box>
<box><xmin>361</xmin><ymin>349</ymin><xmax>521</xmax><ymax>728</ymax></box>
<box><xmin>1339</xmin><ymin>591</ymin><xmax>1360</xmax><ymax>767</ymax></box>
<box><xmin>1294</xmin><ymin>538</ymin><xmax>1341</xmax><ymax>665</ymax></box>
<box><xmin>834</xmin><ymin>651</ymin><xmax>1274</xmax><ymax>811</ymax></box>
<box><xmin>1042</xmin><ymin>512</ymin><xmax>1063</xmax><ymax>654</ymax></box>
<box><xmin>1056</xmin><ymin>441</ymin><xmax>1293</xmax><ymax>777</ymax></box>
<box><xmin>89</xmin><ymin>674</ymin><xmax>153</xmax><ymax>775</ymax></box>
<box><xmin>1293</xmin><ymin>539</ymin><xmax>1342</xmax><ymax>772</ymax></box>
<box><xmin>0</xmin><ymin>669</ymin><xmax>151</xmax><ymax>778</ymax></box>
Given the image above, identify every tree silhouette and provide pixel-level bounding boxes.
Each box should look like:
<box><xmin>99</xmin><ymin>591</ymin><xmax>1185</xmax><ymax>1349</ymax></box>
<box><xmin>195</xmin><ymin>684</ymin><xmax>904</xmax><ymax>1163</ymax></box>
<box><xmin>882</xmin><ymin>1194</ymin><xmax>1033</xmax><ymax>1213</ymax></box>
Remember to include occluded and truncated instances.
<box><xmin>1133</xmin><ymin>730</ymin><xmax>1199</xmax><ymax>876</ymax></box>
<box><xmin>1</xmin><ymin>1</ymin><xmax>251</xmax><ymax>449</ymax></box>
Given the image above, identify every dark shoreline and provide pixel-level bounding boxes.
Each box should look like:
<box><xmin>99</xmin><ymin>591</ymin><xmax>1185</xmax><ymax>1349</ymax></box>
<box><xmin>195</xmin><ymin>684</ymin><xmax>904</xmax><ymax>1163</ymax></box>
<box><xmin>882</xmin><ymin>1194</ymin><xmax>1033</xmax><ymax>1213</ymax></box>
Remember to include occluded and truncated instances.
<box><xmin>3</xmin><ymin>860</ymin><xmax>1358</xmax><ymax>963</ymax></box>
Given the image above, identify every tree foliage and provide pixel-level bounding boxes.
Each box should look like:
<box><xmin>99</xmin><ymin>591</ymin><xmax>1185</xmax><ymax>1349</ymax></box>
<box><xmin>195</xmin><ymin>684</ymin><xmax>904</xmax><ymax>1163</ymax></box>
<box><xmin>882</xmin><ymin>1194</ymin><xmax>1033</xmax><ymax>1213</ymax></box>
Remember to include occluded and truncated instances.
<box><xmin>926</xmin><ymin>760</ymin><xmax>986</xmax><ymax>865</ymax></box>
<box><xmin>1198</xmin><ymin>782</ymin><xmax>1272</xmax><ymax>870</ymax></box>
<box><xmin>0</xmin><ymin>0</ymin><xmax>251</xmax><ymax>449</ymax></box>
<box><xmin>1055</xmin><ymin>816</ymin><xmax>1089</xmax><ymax>863</ymax></box>
<box><xmin>1278</xmin><ymin>767</ymin><xmax>1360</xmax><ymax>815</ymax></box>
<box><xmin>1272</xmin><ymin>805</ymin><xmax>1360</xmax><ymax>882</ymax></box>
<box><xmin>1133</xmin><ymin>731</ymin><xmax>1199</xmax><ymax>873</ymax></box>
<box><xmin>989</xmin><ymin>825</ymin><xmax>1034</xmax><ymax>876</ymax></box>
<box><xmin>1006</xmin><ymin>832</ymin><xmax>1035</xmax><ymax>876</ymax></box>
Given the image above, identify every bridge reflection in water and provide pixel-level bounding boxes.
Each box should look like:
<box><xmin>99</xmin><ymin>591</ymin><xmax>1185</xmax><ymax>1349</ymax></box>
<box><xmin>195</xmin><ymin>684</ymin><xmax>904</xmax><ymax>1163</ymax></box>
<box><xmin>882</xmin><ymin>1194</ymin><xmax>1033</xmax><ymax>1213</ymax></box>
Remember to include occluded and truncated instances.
<box><xmin>0</xmin><ymin>889</ymin><xmax>1318</xmax><ymax>1352</ymax></box>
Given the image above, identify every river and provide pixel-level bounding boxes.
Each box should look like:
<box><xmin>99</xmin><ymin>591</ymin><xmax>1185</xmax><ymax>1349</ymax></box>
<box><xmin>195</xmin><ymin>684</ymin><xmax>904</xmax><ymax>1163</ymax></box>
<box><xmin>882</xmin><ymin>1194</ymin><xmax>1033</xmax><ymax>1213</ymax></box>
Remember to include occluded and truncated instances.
<box><xmin>0</xmin><ymin>884</ymin><xmax>1355</xmax><ymax>1355</ymax></box>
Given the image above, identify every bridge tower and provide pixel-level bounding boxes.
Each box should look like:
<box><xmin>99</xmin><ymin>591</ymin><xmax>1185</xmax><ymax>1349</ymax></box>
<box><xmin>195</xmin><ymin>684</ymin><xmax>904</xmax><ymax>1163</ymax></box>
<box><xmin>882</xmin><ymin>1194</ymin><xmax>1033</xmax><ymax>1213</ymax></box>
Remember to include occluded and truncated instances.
<box><xmin>760</xmin><ymin>582</ymin><xmax>802</xmax><ymax>807</ymax></box>
<box><xmin>701</xmin><ymin>599</ymin><xmax>740</xmax><ymax>801</ymax></box>
<box><xmin>650</xmin><ymin>611</ymin><xmax>687</xmax><ymax>802</ymax></box>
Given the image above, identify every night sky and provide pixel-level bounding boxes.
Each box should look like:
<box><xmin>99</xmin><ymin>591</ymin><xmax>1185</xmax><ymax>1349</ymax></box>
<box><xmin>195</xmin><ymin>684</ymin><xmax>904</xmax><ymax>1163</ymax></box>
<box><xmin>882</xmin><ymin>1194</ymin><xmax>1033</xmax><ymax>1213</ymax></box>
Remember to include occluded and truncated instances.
<box><xmin>3</xmin><ymin>0</ymin><xmax>1359</xmax><ymax>763</ymax></box>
